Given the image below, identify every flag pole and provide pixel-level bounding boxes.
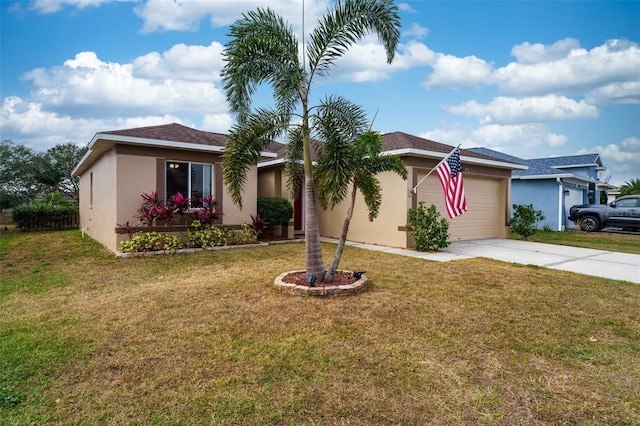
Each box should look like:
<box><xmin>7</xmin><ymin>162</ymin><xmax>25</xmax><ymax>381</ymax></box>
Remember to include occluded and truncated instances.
<box><xmin>411</xmin><ymin>143</ymin><xmax>461</xmax><ymax>194</ymax></box>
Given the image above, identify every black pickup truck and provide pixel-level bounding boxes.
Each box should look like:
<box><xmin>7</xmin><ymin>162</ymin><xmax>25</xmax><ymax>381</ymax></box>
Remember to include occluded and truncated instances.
<box><xmin>568</xmin><ymin>195</ymin><xmax>640</xmax><ymax>232</ymax></box>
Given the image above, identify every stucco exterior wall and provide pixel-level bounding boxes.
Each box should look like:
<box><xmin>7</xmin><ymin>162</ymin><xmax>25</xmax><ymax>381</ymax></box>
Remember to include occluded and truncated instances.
<box><xmin>512</xmin><ymin>179</ymin><xmax>560</xmax><ymax>231</ymax></box>
<box><xmin>78</xmin><ymin>147</ymin><xmax>119</xmax><ymax>252</ymax></box>
<box><xmin>223</xmin><ymin>165</ymin><xmax>258</xmax><ymax>225</ymax></box>
<box><xmin>317</xmin><ymin>171</ymin><xmax>408</xmax><ymax>248</ymax></box>
<box><xmin>115</xmin><ymin>154</ymin><xmax>158</xmax><ymax>248</ymax></box>
<box><xmin>77</xmin><ymin>142</ymin><xmax>261</xmax><ymax>253</ymax></box>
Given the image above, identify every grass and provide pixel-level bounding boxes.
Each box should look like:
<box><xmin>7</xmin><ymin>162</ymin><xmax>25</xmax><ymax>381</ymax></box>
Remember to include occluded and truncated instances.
<box><xmin>1</xmin><ymin>230</ymin><xmax>639</xmax><ymax>424</ymax></box>
<box><xmin>515</xmin><ymin>229</ymin><xmax>640</xmax><ymax>254</ymax></box>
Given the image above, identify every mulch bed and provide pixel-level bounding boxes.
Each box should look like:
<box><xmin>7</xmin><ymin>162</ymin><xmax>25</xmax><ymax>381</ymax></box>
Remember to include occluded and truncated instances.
<box><xmin>281</xmin><ymin>271</ymin><xmax>357</xmax><ymax>286</ymax></box>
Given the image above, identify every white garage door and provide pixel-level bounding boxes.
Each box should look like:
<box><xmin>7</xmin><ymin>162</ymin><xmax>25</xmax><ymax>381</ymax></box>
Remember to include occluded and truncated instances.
<box><xmin>416</xmin><ymin>174</ymin><xmax>500</xmax><ymax>240</ymax></box>
<box><xmin>564</xmin><ymin>187</ymin><xmax>584</xmax><ymax>230</ymax></box>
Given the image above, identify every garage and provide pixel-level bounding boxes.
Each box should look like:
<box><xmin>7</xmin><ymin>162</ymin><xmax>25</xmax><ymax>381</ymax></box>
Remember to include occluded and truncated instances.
<box><xmin>416</xmin><ymin>173</ymin><xmax>502</xmax><ymax>240</ymax></box>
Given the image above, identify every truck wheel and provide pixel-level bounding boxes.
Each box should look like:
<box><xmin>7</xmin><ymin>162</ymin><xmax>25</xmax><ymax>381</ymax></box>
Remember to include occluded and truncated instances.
<box><xmin>580</xmin><ymin>216</ymin><xmax>600</xmax><ymax>232</ymax></box>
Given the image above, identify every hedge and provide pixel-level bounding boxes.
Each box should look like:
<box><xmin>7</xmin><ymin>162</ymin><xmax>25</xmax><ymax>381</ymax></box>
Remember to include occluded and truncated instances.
<box><xmin>12</xmin><ymin>203</ymin><xmax>79</xmax><ymax>231</ymax></box>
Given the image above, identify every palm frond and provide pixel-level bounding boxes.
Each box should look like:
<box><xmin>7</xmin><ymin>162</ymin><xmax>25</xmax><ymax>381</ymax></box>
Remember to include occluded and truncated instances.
<box><xmin>222</xmin><ymin>108</ymin><xmax>290</xmax><ymax>207</ymax></box>
<box><xmin>222</xmin><ymin>8</ymin><xmax>302</xmax><ymax>122</ymax></box>
<box><xmin>312</xmin><ymin>97</ymin><xmax>368</xmax><ymax>209</ymax></box>
<box><xmin>353</xmin><ymin>172</ymin><xmax>382</xmax><ymax>221</ymax></box>
<box><xmin>307</xmin><ymin>0</ymin><xmax>401</xmax><ymax>79</ymax></box>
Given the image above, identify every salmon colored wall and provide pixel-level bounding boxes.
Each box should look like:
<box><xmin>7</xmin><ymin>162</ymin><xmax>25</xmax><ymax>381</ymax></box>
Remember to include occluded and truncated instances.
<box><xmin>317</xmin><ymin>171</ymin><xmax>409</xmax><ymax>248</ymax></box>
<box><xmin>78</xmin><ymin>148</ymin><xmax>119</xmax><ymax>252</ymax></box>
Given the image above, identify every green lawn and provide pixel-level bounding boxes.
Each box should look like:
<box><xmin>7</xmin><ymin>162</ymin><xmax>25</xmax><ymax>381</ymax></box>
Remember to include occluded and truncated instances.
<box><xmin>516</xmin><ymin>229</ymin><xmax>640</xmax><ymax>254</ymax></box>
<box><xmin>1</xmin><ymin>230</ymin><xmax>639</xmax><ymax>425</ymax></box>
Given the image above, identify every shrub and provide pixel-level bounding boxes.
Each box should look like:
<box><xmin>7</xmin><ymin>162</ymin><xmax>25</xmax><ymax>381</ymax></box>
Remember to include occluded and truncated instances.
<box><xmin>257</xmin><ymin>197</ymin><xmax>293</xmax><ymax>230</ymax></box>
<box><xmin>194</xmin><ymin>196</ymin><xmax>223</xmax><ymax>225</ymax></box>
<box><xmin>186</xmin><ymin>222</ymin><xmax>227</xmax><ymax>248</ymax></box>
<box><xmin>227</xmin><ymin>224</ymin><xmax>258</xmax><ymax>245</ymax></box>
<box><xmin>12</xmin><ymin>195</ymin><xmax>78</xmax><ymax>231</ymax></box>
<box><xmin>119</xmin><ymin>232</ymin><xmax>184</xmax><ymax>253</ymax></box>
<box><xmin>511</xmin><ymin>204</ymin><xmax>545</xmax><ymax>239</ymax></box>
<box><xmin>407</xmin><ymin>202</ymin><xmax>449</xmax><ymax>251</ymax></box>
<box><xmin>251</xmin><ymin>214</ymin><xmax>268</xmax><ymax>238</ymax></box>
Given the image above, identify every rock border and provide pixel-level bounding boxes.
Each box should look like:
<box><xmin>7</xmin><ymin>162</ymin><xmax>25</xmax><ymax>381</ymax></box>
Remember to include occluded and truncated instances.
<box><xmin>274</xmin><ymin>270</ymin><xmax>368</xmax><ymax>297</ymax></box>
<box><xmin>116</xmin><ymin>239</ymin><xmax>304</xmax><ymax>258</ymax></box>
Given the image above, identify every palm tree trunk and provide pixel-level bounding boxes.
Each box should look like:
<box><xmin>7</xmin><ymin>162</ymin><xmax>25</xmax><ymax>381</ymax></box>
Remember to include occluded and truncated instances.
<box><xmin>304</xmin><ymin>177</ymin><xmax>325</xmax><ymax>282</ymax></box>
<box><xmin>324</xmin><ymin>183</ymin><xmax>357</xmax><ymax>282</ymax></box>
<box><xmin>302</xmin><ymin>101</ymin><xmax>325</xmax><ymax>282</ymax></box>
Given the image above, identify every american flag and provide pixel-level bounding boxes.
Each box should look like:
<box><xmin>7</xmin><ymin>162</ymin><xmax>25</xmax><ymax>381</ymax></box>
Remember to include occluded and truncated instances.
<box><xmin>434</xmin><ymin>148</ymin><xmax>467</xmax><ymax>218</ymax></box>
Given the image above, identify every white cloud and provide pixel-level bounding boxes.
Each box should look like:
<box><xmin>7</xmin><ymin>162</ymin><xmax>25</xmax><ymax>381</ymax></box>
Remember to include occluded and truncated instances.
<box><xmin>420</xmin><ymin>123</ymin><xmax>567</xmax><ymax>152</ymax></box>
<box><xmin>331</xmin><ymin>40</ymin><xmax>434</xmax><ymax>82</ymax></box>
<box><xmin>134</xmin><ymin>0</ymin><xmax>331</xmax><ymax>33</ymax></box>
<box><xmin>403</xmin><ymin>23</ymin><xmax>428</xmax><ymax>39</ymax></box>
<box><xmin>132</xmin><ymin>42</ymin><xmax>225</xmax><ymax>82</ymax></box>
<box><xmin>397</xmin><ymin>3</ymin><xmax>416</xmax><ymax>13</ymax></box>
<box><xmin>0</xmin><ymin>96</ymin><xmax>186</xmax><ymax>150</ymax></box>
<box><xmin>493</xmin><ymin>39</ymin><xmax>640</xmax><ymax>97</ymax></box>
<box><xmin>422</xmin><ymin>54</ymin><xmax>493</xmax><ymax>89</ymax></box>
<box><xmin>30</xmin><ymin>0</ymin><xmax>133</xmax><ymax>14</ymax></box>
<box><xmin>445</xmin><ymin>95</ymin><xmax>599</xmax><ymax>124</ymax></box>
<box><xmin>585</xmin><ymin>81</ymin><xmax>640</xmax><ymax>106</ymax></box>
<box><xmin>511</xmin><ymin>38</ymin><xmax>581</xmax><ymax>64</ymax></box>
<box><xmin>201</xmin><ymin>113</ymin><xmax>233</xmax><ymax>133</ymax></box>
<box><xmin>578</xmin><ymin>136</ymin><xmax>640</xmax><ymax>183</ymax></box>
<box><xmin>22</xmin><ymin>51</ymin><xmax>227</xmax><ymax>116</ymax></box>
<box><xmin>472</xmin><ymin>124</ymin><xmax>567</xmax><ymax>149</ymax></box>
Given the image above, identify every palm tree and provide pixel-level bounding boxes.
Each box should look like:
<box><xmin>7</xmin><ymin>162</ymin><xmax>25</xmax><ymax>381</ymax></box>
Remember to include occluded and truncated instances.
<box><xmin>620</xmin><ymin>178</ymin><xmax>640</xmax><ymax>196</ymax></box>
<box><xmin>315</xmin><ymin>129</ymin><xmax>407</xmax><ymax>282</ymax></box>
<box><xmin>221</xmin><ymin>0</ymin><xmax>401</xmax><ymax>282</ymax></box>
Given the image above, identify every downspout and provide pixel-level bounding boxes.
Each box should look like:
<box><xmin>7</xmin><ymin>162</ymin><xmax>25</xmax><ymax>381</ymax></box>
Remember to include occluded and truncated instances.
<box><xmin>557</xmin><ymin>178</ymin><xmax>564</xmax><ymax>231</ymax></box>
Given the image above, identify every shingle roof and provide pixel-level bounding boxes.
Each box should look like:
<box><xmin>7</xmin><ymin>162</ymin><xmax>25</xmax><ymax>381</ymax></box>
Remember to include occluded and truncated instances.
<box><xmin>466</xmin><ymin>147</ymin><xmax>528</xmax><ymax>165</ymax></box>
<box><xmin>528</xmin><ymin>153</ymin><xmax>602</xmax><ymax>168</ymax></box>
<box><xmin>467</xmin><ymin>147</ymin><xmax>603</xmax><ymax>178</ymax></box>
<box><xmin>102</xmin><ymin>123</ymin><xmax>229</xmax><ymax>147</ymax></box>
<box><xmin>381</xmin><ymin>132</ymin><xmax>514</xmax><ymax>163</ymax></box>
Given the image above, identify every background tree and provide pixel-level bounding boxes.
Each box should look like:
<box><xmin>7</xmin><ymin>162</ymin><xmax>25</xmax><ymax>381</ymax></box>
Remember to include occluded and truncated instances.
<box><xmin>315</xmin><ymin>129</ymin><xmax>407</xmax><ymax>282</ymax></box>
<box><xmin>38</xmin><ymin>142</ymin><xmax>88</xmax><ymax>199</ymax></box>
<box><xmin>221</xmin><ymin>0</ymin><xmax>401</xmax><ymax>282</ymax></box>
<box><xmin>619</xmin><ymin>178</ymin><xmax>640</xmax><ymax>196</ymax></box>
<box><xmin>0</xmin><ymin>140</ymin><xmax>87</xmax><ymax>210</ymax></box>
<box><xmin>0</xmin><ymin>140</ymin><xmax>37</xmax><ymax>209</ymax></box>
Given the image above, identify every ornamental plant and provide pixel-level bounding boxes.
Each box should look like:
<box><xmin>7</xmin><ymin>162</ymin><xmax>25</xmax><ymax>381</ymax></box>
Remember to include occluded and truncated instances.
<box><xmin>511</xmin><ymin>204</ymin><xmax>545</xmax><ymax>239</ymax></box>
<box><xmin>194</xmin><ymin>196</ymin><xmax>223</xmax><ymax>225</ymax></box>
<box><xmin>119</xmin><ymin>232</ymin><xmax>183</xmax><ymax>253</ymax></box>
<box><xmin>407</xmin><ymin>202</ymin><xmax>450</xmax><ymax>251</ymax></box>
<box><xmin>251</xmin><ymin>213</ymin><xmax>268</xmax><ymax>238</ymax></box>
<box><xmin>186</xmin><ymin>221</ymin><xmax>227</xmax><ymax>248</ymax></box>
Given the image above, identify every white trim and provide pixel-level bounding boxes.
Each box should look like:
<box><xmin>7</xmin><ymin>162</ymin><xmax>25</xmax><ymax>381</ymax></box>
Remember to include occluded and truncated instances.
<box><xmin>514</xmin><ymin>174</ymin><xmax>595</xmax><ymax>183</ymax></box>
<box><xmin>557</xmin><ymin>178</ymin><xmax>563</xmax><ymax>231</ymax></box>
<box><xmin>381</xmin><ymin>148</ymin><xmax>527</xmax><ymax>170</ymax></box>
<box><xmin>551</xmin><ymin>163</ymin><xmax>597</xmax><ymax>169</ymax></box>
<box><xmin>73</xmin><ymin>132</ymin><xmax>277</xmax><ymax>176</ymax></box>
<box><xmin>257</xmin><ymin>158</ymin><xmax>312</xmax><ymax>168</ymax></box>
<box><xmin>95</xmin><ymin>133</ymin><xmax>226</xmax><ymax>153</ymax></box>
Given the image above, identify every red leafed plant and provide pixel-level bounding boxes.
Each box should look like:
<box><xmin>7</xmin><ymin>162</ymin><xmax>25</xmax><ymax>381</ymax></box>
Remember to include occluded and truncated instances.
<box><xmin>170</xmin><ymin>192</ymin><xmax>190</xmax><ymax>223</ymax></box>
<box><xmin>251</xmin><ymin>213</ymin><xmax>268</xmax><ymax>238</ymax></box>
<box><xmin>137</xmin><ymin>190</ymin><xmax>189</xmax><ymax>227</ymax></box>
<box><xmin>194</xmin><ymin>196</ymin><xmax>223</xmax><ymax>225</ymax></box>
<box><xmin>137</xmin><ymin>190</ymin><xmax>163</xmax><ymax>226</ymax></box>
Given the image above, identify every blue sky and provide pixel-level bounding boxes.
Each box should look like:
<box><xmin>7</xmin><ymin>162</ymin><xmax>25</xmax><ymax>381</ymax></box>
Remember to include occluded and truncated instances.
<box><xmin>1</xmin><ymin>0</ymin><xmax>639</xmax><ymax>185</ymax></box>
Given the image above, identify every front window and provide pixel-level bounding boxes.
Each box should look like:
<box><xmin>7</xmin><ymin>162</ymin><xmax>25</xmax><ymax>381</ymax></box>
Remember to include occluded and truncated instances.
<box><xmin>166</xmin><ymin>161</ymin><xmax>212</xmax><ymax>208</ymax></box>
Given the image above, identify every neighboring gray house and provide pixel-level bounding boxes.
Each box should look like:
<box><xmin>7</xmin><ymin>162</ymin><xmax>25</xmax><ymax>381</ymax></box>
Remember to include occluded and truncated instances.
<box><xmin>468</xmin><ymin>149</ymin><xmax>611</xmax><ymax>231</ymax></box>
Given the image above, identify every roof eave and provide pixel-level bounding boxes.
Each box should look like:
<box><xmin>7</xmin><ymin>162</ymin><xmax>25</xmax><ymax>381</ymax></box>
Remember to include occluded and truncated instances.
<box><xmin>381</xmin><ymin>148</ymin><xmax>528</xmax><ymax>170</ymax></box>
<box><xmin>72</xmin><ymin>132</ymin><xmax>276</xmax><ymax>176</ymax></box>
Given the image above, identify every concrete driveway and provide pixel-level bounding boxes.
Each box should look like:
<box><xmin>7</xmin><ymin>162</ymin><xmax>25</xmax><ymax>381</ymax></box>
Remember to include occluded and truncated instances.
<box><xmin>443</xmin><ymin>239</ymin><xmax>640</xmax><ymax>284</ymax></box>
<box><xmin>320</xmin><ymin>237</ymin><xmax>640</xmax><ymax>284</ymax></box>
